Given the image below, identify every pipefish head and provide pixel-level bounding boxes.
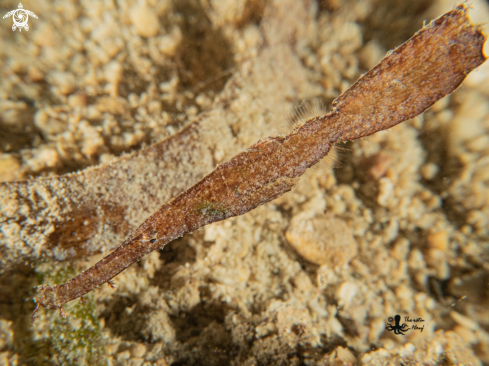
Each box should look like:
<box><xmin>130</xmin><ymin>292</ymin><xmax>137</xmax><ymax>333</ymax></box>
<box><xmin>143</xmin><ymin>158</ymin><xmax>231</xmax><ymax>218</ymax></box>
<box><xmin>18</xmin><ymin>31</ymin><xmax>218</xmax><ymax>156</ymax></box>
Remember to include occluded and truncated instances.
<box><xmin>34</xmin><ymin>284</ymin><xmax>61</xmax><ymax>310</ymax></box>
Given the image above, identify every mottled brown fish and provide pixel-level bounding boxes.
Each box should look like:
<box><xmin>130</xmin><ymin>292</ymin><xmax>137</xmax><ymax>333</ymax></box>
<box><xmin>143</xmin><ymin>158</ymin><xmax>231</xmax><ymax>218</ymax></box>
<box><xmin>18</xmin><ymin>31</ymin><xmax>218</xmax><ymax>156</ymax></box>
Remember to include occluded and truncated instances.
<box><xmin>33</xmin><ymin>4</ymin><xmax>487</xmax><ymax>322</ymax></box>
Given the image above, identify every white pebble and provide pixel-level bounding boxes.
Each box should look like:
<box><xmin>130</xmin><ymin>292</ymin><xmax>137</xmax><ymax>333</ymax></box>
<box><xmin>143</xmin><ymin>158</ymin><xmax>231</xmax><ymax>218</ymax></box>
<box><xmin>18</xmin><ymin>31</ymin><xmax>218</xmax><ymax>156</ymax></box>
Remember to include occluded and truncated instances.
<box><xmin>130</xmin><ymin>4</ymin><xmax>160</xmax><ymax>38</ymax></box>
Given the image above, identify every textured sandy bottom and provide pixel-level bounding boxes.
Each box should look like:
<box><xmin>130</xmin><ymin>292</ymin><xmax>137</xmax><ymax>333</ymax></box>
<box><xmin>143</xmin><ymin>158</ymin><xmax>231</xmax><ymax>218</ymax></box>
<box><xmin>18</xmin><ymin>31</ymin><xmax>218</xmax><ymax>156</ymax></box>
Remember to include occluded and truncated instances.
<box><xmin>0</xmin><ymin>0</ymin><xmax>488</xmax><ymax>365</ymax></box>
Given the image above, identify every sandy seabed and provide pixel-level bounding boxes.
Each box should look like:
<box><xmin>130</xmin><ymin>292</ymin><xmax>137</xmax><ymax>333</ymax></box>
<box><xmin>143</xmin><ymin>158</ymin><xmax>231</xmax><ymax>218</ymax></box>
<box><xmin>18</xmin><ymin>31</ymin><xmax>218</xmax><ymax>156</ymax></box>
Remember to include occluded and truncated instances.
<box><xmin>0</xmin><ymin>0</ymin><xmax>489</xmax><ymax>365</ymax></box>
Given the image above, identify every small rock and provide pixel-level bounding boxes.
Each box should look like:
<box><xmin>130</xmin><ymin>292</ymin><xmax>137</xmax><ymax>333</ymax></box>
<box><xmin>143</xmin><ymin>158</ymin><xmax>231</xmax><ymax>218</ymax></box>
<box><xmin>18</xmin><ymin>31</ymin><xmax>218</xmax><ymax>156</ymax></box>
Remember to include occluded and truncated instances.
<box><xmin>68</xmin><ymin>94</ymin><xmax>87</xmax><ymax>108</ymax></box>
<box><xmin>377</xmin><ymin>177</ymin><xmax>394</xmax><ymax>207</ymax></box>
<box><xmin>104</xmin><ymin>61</ymin><xmax>123</xmax><ymax>83</ymax></box>
<box><xmin>453</xmin><ymin>325</ymin><xmax>477</xmax><ymax>344</ymax></box>
<box><xmin>336</xmin><ymin>281</ymin><xmax>358</xmax><ymax>309</ymax></box>
<box><xmin>359</xmin><ymin>40</ymin><xmax>384</xmax><ymax>70</ymax></box>
<box><xmin>105</xmin><ymin>343</ymin><xmax>118</xmax><ymax>355</ymax></box>
<box><xmin>130</xmin><ymin>3</ymin><xmax>160</xmax><ymax>38</ymax></box>
<box><xmin>335</xmin><ymin>346</ymin><xmax>357</xmax><ymax>364</ymax></box>
<box><xmin>399</xmin><ymin>343</ymin><xmax>415</xmax><ymax>357</ymax></box>
<box><xmin>466</xmin><ymin>135</ymin><xmax>489</xmax><ymax>152</ymax></box>
<box><xmin>427</xmin><ymin>231</ymin><xmax>448</xmax><ymax>251</ymax></box>
<box><xmin>450</xmin><ymin>311</ymin><xmax>479</xmax><ymax>331</ymax></box>
<box><xmin>27</xmin><ymin>66</ymin><xmax>44</xmax><ymax>82</ymax></box>
<box><xmin>430</xmin><ymin>95</ymin><xmax>450</xmax><ymax>112</ymax></box>
<box><xmin>47</xmin><ymin>72</ymin><xmax>75</xmax><ymax>95</ymax></box>
<box><xmin>128</xmin><ymin>358</ymin><xmax>144</xmax><ymax>366</ymax></box>
<box><xmin>131</xmin><ymin>343</ymin><xmax>147</xmax><ymax>358</ymax></box>
<box><xmin>34</xmin><ymin>109</ymin><xmax>66</xmax><ymax>135</ymax></box>
<box><xmin>285</xmin><ymin>214</ymin><xmax>357</xmax><ymax>267</ymax></box>
<box><xmin>420</xmin><ymin>162</ymin><xmax>439</xmax><ymax>180</ymax></box>
<box><xmin>155</xmin><ymin>358</ymin><xmax>168</xmax><ymax>366</ymax></box>
<box><xmin>159</xmin><ymin>28</ymin><xmax>182</xmax><ymax>57</ymax></box>
<box><xmin>367</xmin><ymin>152</ymin><xmax>392</xmax><ymax>179</ymax></box>
<box><xmin>0</xmin><ymin>154</ymin><xmax>23</xmax><ymax>182</ymax></box>
<box><xmin>25</xmin><ymin>148</ymin><xmax>60</xmax><ymax>172</ymax></box>
<box><xmin>116</xmin><ymin>350</ymin><xmax>131</xmax><ymax>362</ymax></box>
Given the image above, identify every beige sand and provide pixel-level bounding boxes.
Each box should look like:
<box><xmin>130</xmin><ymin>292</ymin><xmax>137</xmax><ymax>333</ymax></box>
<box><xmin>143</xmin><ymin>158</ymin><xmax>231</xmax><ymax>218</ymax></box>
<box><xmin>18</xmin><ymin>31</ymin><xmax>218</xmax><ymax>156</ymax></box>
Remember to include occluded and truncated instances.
<box><xmin>0</xmin><ymin>0</ymin><xmax>488</xmax><ymax>365</ymax></box>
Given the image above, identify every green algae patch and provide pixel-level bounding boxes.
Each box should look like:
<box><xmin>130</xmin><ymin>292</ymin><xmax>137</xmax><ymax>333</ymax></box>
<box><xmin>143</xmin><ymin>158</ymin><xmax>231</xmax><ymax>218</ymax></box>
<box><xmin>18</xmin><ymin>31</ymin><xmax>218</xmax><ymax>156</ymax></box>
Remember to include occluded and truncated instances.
<box><xmin>36</xmin><ymin>265</ymin><xmax>107</xmax><ymax>365</ymax></box>
<box><xmin>236</xmin><ymin>166</ymin><xmax>250</xmax><ymax>178</ymax></box>
<box><xmin>194</xmin><ymin>200</ymin><xmax>229</xmax><ymax>218</ymax></box>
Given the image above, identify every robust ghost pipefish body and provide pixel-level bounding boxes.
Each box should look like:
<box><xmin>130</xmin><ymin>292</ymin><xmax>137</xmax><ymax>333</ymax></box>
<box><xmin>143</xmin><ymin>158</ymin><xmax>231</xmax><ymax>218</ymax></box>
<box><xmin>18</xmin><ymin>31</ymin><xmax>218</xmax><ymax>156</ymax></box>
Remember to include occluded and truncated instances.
<box><xmin>33</xmin><ymin>5</ymin><xmax>487</xmax><ymax>321</ymax></box>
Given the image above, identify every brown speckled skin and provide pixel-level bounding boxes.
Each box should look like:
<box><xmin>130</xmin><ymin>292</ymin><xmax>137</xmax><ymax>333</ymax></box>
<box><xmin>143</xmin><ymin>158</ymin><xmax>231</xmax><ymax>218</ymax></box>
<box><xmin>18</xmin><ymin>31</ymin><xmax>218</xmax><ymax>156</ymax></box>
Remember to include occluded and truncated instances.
<box><xmin>34</xmin><ymin>5</ymin><xmax>486</xmax><ymax>315</ymax></box>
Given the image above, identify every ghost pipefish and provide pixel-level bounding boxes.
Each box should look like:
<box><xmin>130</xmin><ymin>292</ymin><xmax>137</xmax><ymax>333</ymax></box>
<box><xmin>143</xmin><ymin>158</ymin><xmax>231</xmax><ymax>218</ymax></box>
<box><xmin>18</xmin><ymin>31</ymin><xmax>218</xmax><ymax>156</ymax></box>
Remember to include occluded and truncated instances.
<box><xmin>32</xmin><ymin>4</ymin><xmax>487</xmax><ymax>322</ymax></box>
